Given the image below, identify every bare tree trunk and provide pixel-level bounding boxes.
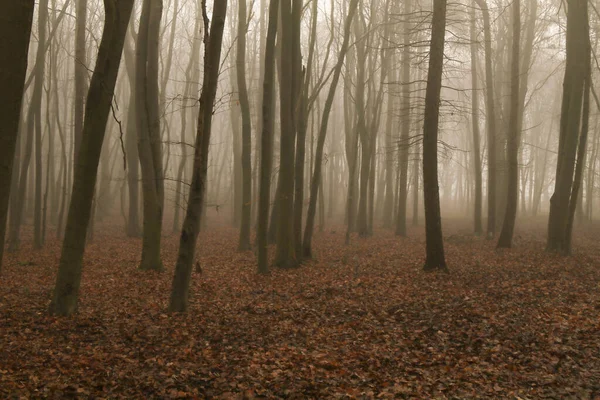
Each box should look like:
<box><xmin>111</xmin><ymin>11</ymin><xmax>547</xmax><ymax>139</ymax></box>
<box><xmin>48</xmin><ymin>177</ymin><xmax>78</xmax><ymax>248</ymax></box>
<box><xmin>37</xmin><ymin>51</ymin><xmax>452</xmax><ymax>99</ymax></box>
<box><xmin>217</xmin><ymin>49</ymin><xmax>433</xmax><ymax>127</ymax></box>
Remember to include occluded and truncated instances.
<box><xmin>174</xmin><ymin>0</ymin><xmax>202</xmax><ymax>233</ymax></box>
<box><xmin>547</xmin><ymin>0</ymin><xmax>589</xmax><ymax>253</ymax></box>
<box><xmin>169</xmin><ymin>0</ymin><xmax>227</xmax><ymax>312</ymax></box>
<box><xmin>74</xmin><ymin>0</ymin><xmax>87</xmax><ymax>164</ymax></box>
<box><xmin>422</xmin><ymin>0</ymin><xmax>448</xmax><ymax>272</ymax></box>
<box><xmin>474</xmin><ymin>0</ymin><xmax>498</xmax><ymax>238</ymax></box>
<box><xmin>396</xmin><ymin>0</ymin><xmax>411</xmax><ymax>236</ymax></box>
<box><xmin>237</xmin><ymin>0</ymin><xmax>253</xmax><ymax>251</ymax></box>
<box><xmin>496</xmin><ymin>0</ymin><xmax>521</xmax><ymax>249</ymax></box>
<box><xmin>49</xmin><ymin>0</ymin><xmax>135</xmax><ymax>315</ymax></box>
<box><xmin>0</xmin><ymin>0</ymin><xmax>35</xmax><ymax>272</ymax></box>
<box><xmin>136</xmin><ymin>0</ymin><xmax>165</xmax><ymax>271</ymax></box>
<box><xmin>122</xmin><ymin>14</ymin><xmax>141</xmax><ymax>237</ymax></box>
<box><xmin>257</xmin><ymin>0</ymin><xmax>279</xmax><ymax>274</ymax></box>
<box><xmin>274</xmin><ymin>0</ymin><xmax>299</xmax><ymax>268</ymax></box>
<box><xmin>303</xmin><ymin>0</ymin><xmax>359</xmax><ymax>258</ymax></box>
<box><xmin>469</xmin><ymin>0</ymin><xmax>483</xmax><ymax>235</ymax></box>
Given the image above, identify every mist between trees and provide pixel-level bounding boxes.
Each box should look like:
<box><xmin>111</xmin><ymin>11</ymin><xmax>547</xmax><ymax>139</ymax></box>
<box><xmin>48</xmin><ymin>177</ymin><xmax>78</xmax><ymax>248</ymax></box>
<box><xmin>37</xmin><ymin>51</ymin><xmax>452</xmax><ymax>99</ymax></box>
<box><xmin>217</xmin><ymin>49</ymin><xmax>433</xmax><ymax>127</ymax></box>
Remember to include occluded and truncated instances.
<box><xmin>0</xmin><ymin>0</ymin><xmax>595</xmax><ymax>311</ymax></box>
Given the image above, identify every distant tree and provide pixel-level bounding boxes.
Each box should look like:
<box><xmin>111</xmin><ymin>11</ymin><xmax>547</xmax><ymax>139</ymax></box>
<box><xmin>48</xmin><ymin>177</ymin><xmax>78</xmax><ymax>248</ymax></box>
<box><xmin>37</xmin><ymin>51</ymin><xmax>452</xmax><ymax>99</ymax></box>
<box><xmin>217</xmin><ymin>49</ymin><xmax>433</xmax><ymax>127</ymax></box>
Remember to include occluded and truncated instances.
<box><xmin>173</xmin><ymin>0</ymin><xmax>202</xmax><ymax>233</ymax></box>
<box><xmin>469</xmin><ymin>0</ymin><xmax>483</xmax><ymax>236</ymax></box>
<box><xmin>169</xmin><ymin>0</ymin><xmax>228</xmax><ymax>312</ymax></box>
<box><xmin>49</xmin><ymin>0</ymin><xmax>136</xmax><ymax>315</ymax></box>
<box><xmin>0</xmin><ymin>0</ymin><xmax>35</xmax><ymax>273</ymax></box>
<box><xmin>422</xmin><ymin>0</ymin><xmax>448</xmax><ymax>272</ymax></box>
<box><xmin>396</xmin><ymin>0</ymin><xmax>412</xmax><ymax>237</ymax></box>
<box><xmin>547</xmin><ymin>0</ymin><xmax>590</xmax><ymax>254</ymax></box>
<box><xmin>74</xmin><ymin>0</ymin><xmax>87</xmax><ymax>163</ymax></box>
<box><xmin>303</xmin><ymin>0</ymin><xmax>359</xmax><ymax>258</ymax></box>
<box><xmin>497</xmin><ymin>0</ymin><xmax>521</xmax><ymax>249</ymax></box>
<box><xmin>473</xmin><ymin>0</ymin><xmax>498</xmax><ymax>239</ymax></box>
<box><xmin>122</xmin><ymin>22</ymin><xmax>141</xmax><ymax>237</ymax></box>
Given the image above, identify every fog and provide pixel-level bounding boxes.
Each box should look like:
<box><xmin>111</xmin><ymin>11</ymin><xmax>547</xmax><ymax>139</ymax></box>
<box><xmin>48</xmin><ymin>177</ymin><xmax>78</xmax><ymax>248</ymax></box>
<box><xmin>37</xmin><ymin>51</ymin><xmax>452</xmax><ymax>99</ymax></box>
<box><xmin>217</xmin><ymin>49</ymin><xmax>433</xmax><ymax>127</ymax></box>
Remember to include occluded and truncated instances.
<box><xmin>0</xmin><ymin>0</ymin><xmax>598</xmax><ymax>395</ymax></box>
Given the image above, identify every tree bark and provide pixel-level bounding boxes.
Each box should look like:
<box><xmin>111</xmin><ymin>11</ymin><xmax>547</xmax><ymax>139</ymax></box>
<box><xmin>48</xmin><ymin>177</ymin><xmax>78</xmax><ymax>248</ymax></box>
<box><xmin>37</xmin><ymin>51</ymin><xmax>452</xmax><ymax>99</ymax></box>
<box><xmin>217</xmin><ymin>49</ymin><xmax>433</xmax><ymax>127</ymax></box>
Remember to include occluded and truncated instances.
<box><xmin>169</xmin><ymin>0</ymin><xmax>227</xmax><ymax>312</ymax></box>
<box><xmin>0</xmin><ymin>0</ymin><xmax>35</xmax><ymax>272</ymax></box>
<box><xmin>303</xmin><ymin>0</ymin><xmax>359</xmax><ymax>258</ymax></box>
<box><xmin>237</xmin><ymin>0</ymin><xmax>253</xmax><ymax>251</ymax></box>
<box><xmin>49</xmin><ymin>0</ymin><xmax>135</xmax><ymax>315</ymax></box>
<box><xmin>473</xmin><ymin>0</ymin><xmax>497</xmax><ymax>239</ymax></box>
<box><xmin>274</xmin><ymin>0</ymin><xmax>298</xmax><ymax>268</ymax></box>
<box><xmin>547</xmin><ymin>0</ymin><xmax>589</xmax><ymax>254</ymax></box>
<box><xmin>496</xmin><ymin>0</ymin><xmax>521</xmax><ymax>249</ymax></box>
<box><xmin>136</xmin><ymin>0</ymin><xmax>165</xmax><ymax>270</ymax></box>
<box><xmin>396</xmin><ymin>0</ymin><xmax>412</xmax><ymax>236</ymax></box>
<box><xmin>422</xmin><ymin>0</ymin><xmax>448</xmax><ymax>272</ymax></box>
<box><xmin>257</xmin><ymin>0</ymin><xmax>279</xmax><ymax>274</ymax></box>
<box><xmin>469</xmin><ymin>0</ymin><xmax>483</xmax><ymax>235</ymax></box>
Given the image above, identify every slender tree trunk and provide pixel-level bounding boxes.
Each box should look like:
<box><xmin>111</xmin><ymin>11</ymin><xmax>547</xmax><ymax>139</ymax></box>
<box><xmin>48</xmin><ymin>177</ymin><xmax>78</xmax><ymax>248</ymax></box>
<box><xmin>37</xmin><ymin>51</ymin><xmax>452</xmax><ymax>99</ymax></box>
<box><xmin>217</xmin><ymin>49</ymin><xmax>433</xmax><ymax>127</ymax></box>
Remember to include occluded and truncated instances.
<box><xmin>496</xmin><ymin>0</ymin><xmax>521</xmax><ymax>249</ymax></box>
<box><xmin>74</xmin><ymin>0</ymin><xmax>87</xmax><ymax>165</ymax></box>
<box><xmin>49</xmin><ymin>0</ymin><xmax>135</xmax><ymax>316</ymax></box>
<box><xmin>469</xmin><ymin>1</ymin><xmax>483</xmax><ymax>235</ymax></box>
<box><xmin>123</xmin><ymin>21</ymin><xmax>141</xmax><ymax>237</ymax></box>
<box><xmin>547</xmin><ymin>0</ymin><xmax>589</xmax><ymax>253</ymax></box>
<box><xmin>237</xmin><ymin>0</ymin><xmax>253</xmax><ymax>251</ymax></box>
<box><xmin>396</xmin><ymin>0</ymin><xmax>412</xmax><ymax>236</ymax></box>
<box><xmin>422</xmin><ymin>0</ymin><xmax>448</xmax><ymax>272</ymax></box>
<box><xmin>136</xmin><ymin>0</ymin><xmax>165</xmax><ymax>271</ymax></box>
<box><xmin>303</xmin><ymin>0</ymin><xmax>359</xmax><ymax>257</ymax></box>
<box><xmin>274</xmin><ymin>0</ymin><xmax>298</xmax><ymax>268</ymax></box>
<box><xmin>257</xmin><ymin>0</ymin><xmax>279</xmax><ymax>274</ymax></box>
<box><xmin>169</xmin><ymin>0</ymin><xmax>227</xmax><ymax>312</ymax></box>
<box><xmin>174</xmin><ymin>1</ymin><xmax>202</xmax><ymax>233</ymax></box>
<box><xmin>474</xmin><ymin>0</ymin><xmax>498</xmax><ymax>238</ymax></box>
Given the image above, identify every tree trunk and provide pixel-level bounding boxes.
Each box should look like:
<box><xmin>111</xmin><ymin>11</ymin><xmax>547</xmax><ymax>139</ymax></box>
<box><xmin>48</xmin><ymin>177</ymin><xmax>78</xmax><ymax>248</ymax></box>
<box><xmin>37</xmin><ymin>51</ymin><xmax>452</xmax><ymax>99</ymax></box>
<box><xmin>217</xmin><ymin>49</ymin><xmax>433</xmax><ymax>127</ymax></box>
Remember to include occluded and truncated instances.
<box><xmin>0</xmin><ymin>0</ymin><xmax>35</xmax><ymax>272</ymax></box>
<box><xmin>469</xmin><ymin>0</ymin><xmax>483</xmax><ymax>235</ymax></box>
<box><xmin>257</xmin><ymin>0</ymin><xmax>279</xmax><ymax>274</ymax></box>
<box><xmin>237</xmin><ymin>0</ymin><xmax>253</xmax><ymax>251</ymax></box>
<box><xmin>74</xmin><ymin>0</ymin><xmax>87</xmax><ymax>164</ymax></box>
<box><xmin>303</xmin><ymin>0</ymin><xmax>359</xmax><ymax>258</ymax></box>
<box><xmin>169</xmin><ymin>0</ymin><xmax>227</xmax><ymax>312</ymax></box>
<box><xmin>474</xmin><ymin>0</ymin><xmax>498</xmax><ymax>238</ymax></box>
<box><xmin>422</xmin><ymin>0</ymin><xmax>448</xmax><ymax>272</ymax></box>
<box><xmin>174</xmin><ymin>0</ymin><xmax>202</xmax><ymax>233</ymax></box>
<box><xmin>136</xmin><ymin>0</ymin><xmax>165</xmax><ymax>271</ymax></box>
<box><xmin>49</xmin><ymin>0</ymin><xmax>135</xmax><ymax>316</ymax></box>
<box><xmin>547</xmin><ymin>0</ymin><xmax>589</xmax><ymax>254</ymax></box>
<box><xmin>274</xmin><ymin>0</ymin><xmax>298</xmax><ymax>268</ymax></box>
<box><xmin>396</xmin><ymin>0</ymin><xmax>412</xmax><ymax>236</ymax></box>
<box><xmin>496</xmin><ymin>0</ymin><xmax>521</xmax><ymax>249</ymax></box>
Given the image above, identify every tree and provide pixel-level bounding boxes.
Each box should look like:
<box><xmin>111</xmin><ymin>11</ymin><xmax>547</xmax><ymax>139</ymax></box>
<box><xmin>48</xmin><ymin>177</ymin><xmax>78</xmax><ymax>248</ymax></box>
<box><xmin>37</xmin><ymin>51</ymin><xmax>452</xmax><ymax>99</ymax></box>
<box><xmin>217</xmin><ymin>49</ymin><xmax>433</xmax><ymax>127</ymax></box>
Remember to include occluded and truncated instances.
<box><xmin>274</xmin><ymin>0</ymin><xmax>300</xmax><ymax>268</ymax></box>
<box><xmin>422</xmin><ymin>0</ymin><xmax>448</xmax><ymax>272</ymax></box>
<box><xmin>49</xmin><ymin>0</ymin><xmax>136</xmax><ymax>316</ymax></box>
<box><xmin>169</xmin><ymin>0</ymin><xmax>228</xmax><ymax>312</ymax></box>
<box><xmin>496</xmin><ymin>0</ymin><xmax>521</xmax><ymax>249</ymax></box>
<box><xmin>303</xmin><ymin>0</ymin><xmax>359</xmax><ymax>258</ymax></box>
<box><xmin>74</xmin><ymin>0</ymin><xmax>87</xmax><ymax>163</ymax></box>
<box><xmin>257</xmin><ymin>0</ymin><xmax>279</xmax><ymax>273</ymax></box>
<box><xmin>236</xmin><ymin>0</ymin><xmax>252</xmax><ymax>251</ymax></box>
<box><xmin>547</xmin><ymin>0</ymin><xmax>590</xmax><ymax>254</ymax></box>
<box><xmin>469</xmin><ymin>0</ymin><xmax>483</xmax><ymax>235</ymax></box>
<box><xmin>396</xmin><ymin>0</ymin><xmax>412</xmax><ymax>236</ymax></box>
<box><xmin>474</xmin><ymin>0</ymin><xmax>498</xmax><ymax>239</ymax></box>
<box><xmin>122</xmin><ymin>24</ymin><xmax>141</xmax><ymax>237</ymax></box>
<box><xmin>136</xmin><ymin>0</ymin><xmax>165</xmax><ymax>270</ymax></box>
<box><xmin>0</xmin><ymin>0</ymin><xmax>35</xmax><ymax>272</ymax></box>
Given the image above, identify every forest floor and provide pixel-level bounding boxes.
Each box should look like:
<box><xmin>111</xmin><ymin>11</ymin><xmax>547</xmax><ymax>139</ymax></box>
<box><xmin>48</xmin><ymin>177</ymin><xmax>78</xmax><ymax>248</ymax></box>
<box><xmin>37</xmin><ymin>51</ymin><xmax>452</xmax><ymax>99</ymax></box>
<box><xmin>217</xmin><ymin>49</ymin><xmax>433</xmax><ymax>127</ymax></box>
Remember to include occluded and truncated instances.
<box><xmin>1</xmin><ymin>218</ymin><xmax>600</xmax><ymax>399</ymax></box>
